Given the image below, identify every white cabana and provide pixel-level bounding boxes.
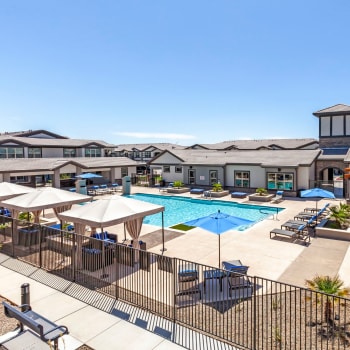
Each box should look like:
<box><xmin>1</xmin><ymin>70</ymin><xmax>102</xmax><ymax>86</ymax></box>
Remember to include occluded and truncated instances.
<box><xmin>57</xmin><ymin>195</ymin><xmax>165</xmax><ymax>250</ymax></box>
<box><xmin>0</xmin><ymin>187</ymin><xmax>91</xmax><ymax>244</ymax></box>
<box><xmin>0</xmin><ymin>182</ymin><xmax>36</xmax><ymax>201</ymax></box>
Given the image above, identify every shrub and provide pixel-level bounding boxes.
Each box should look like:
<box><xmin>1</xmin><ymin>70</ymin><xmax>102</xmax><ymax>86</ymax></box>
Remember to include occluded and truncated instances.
<box><xmin>173</xmin><ymin>181</ymin><xmax>183</xmax><ymax>188</ymax></box>
<box><xmin>212</xmin><ymin>183</ymin><xmax>223</xmax><ymax>192</ymax></box>
<box><xmin>256</xmin><ymin>188</ymin><xmax>267</xmax><ymax>196</ymax></box>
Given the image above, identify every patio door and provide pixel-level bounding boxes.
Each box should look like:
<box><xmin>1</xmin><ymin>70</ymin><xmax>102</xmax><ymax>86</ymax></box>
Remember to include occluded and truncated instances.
<box><xmin>188</xmin><ymin>169</ymin><xmax>196</xmax><ymax>185</ymax></box>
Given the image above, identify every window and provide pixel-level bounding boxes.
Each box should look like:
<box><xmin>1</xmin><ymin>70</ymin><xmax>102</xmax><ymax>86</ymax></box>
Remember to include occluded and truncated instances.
<box><xmin>63</xmin><ymin>148</ymin><xmax>76</xmax><ymax>157</ymax></box>
<box><xmin>320</xmin><ymin>117</ymin><xmax>331</xmax><ymax>136</ymax></box>
<box><xmin>10</xmin><ymin>176</ymin><xmax>29</xmax><ymax>183</ymax></box>
<box><xmin>234</xmin><ymin>171</ymin><xmax>250</xmax><ymax>188</ymax></box>
<box><xmin>163</xmin><ymin>166</ymin><xmax>170</xmax><ymax>173</ymax></box>
<box><xmin>144</xmin><ymin>151</ymin><xmax>152</xmax><ymax>158</ymax></box>
<box><xmin>332</xmin><ymin>115</ymin><xmax>344</xmax><ymax>136</ymax></box>
<box><xmin>0</xmin><ymin>147</ymin><xmax>24</xmax><ymax>159</ymax></box>
<box><xmin>85</xmin><ymin>148</ymin><xmax>102</xmax><ymax>157</ymax></box>
<box><xmin>28</xmin><ymin>147</ymin><xmax>42</xmax><ymax>158</ymax></box>
<box><xmin>209</xmin><ymin>170</ymin><xmax>218</xmax><ymax>185</ymax></box>
<box><xmin>121</xmin><ymin>167</ymin><xmax>128</xmax><ymax>177</ymax></box>
<box><xmin>175</xmin><ymin>166</ymin><xmax>182</xmax><ymax>173</ymax></box>
<box><xmin>267</xmin><ymin>172</ymin><xmax>294</xmax><ymax>190</ymax></box>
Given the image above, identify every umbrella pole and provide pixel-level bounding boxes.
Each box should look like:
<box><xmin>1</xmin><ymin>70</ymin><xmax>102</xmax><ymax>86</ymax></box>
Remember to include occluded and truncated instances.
<box><xmin>218</xmin><ymin>235</ymin><xmax>221</xmax><ymax>268</ymax></box>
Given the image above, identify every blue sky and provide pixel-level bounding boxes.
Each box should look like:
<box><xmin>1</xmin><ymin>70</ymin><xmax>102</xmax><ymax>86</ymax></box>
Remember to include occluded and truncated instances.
<box><xmin>1</xmin><ymin>1</ymin><xmax>349</xmax><ymax>146</ymax></box>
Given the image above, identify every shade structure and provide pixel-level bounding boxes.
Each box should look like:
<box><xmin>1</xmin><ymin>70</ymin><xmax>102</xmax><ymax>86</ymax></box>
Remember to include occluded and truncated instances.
<box><xmin>0</xmin><ymin>182</ymin><xmax>36</xmax><ymax>201</ymax></box>
<box><xmin>75</xmin><ymin>173</ymin><xmax>103</xmax><ymax>179</ymax></box>
<box><xmin>185</xmin><ymin>210</ymin><xmax>254</xmax><ymax>267</ymax></box>
<box><xmin>300</xmin><ymin>187</ymin><xmax>335</xmax><ymax>211</ymax></box>
<box><xmin>58</xmin><ymin>195</ymin><xmax>164</xmax><ymax>228</ymax></box>
<box><xmin>0</xmin><ymin>187</ymin><xmax>92</xmax><ymax>212</ymax></box>
<box><xmin>0</xmin><ymin>187</ymin><xmax>92</xmax><ymax>245</ymax></box>
<box><xmin>58</xmin><ymin>194</ymin><xmax>165</xmax><ymax>249</ymax></box>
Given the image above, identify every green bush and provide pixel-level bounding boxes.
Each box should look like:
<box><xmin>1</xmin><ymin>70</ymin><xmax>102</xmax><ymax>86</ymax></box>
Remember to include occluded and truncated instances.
<box><xmin>212</xmin><ymin>183</ymin><xmax>223</xmax><ymax>192</ymax></box>
<box><xmin>256</xmin><ymin>188</ymin><xmax>267</xmax><ymax>196</ymax></box>
<box><xmin>173</xmin><ymin>180</ymin><xmax>184</xmax><ymax>188</ymax></box>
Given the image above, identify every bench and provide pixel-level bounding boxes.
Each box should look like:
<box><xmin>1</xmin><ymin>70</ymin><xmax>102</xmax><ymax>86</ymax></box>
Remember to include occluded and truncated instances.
<box><xmin>2</xmin><ymin>301</ymin><xmax>68</xmax><ymax>350</ymax></box>
<box><xmin>270</xmin><ymin>228</ymin><xmax>297</xmax><ymax>241</ymax></box>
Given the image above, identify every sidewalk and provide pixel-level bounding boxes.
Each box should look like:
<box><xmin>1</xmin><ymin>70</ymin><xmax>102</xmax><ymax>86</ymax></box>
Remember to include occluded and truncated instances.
<box><xmin>0</xmin><ymin>253</ymin><xmax>235</xmax><ymax>350</ymax></box>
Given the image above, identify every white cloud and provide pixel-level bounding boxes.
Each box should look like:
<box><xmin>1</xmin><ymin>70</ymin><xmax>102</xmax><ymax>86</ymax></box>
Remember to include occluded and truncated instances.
<box><xmin>114</xmin><ymin>132</ymin><xmax>196</xmax><ymax>140</ymax></box>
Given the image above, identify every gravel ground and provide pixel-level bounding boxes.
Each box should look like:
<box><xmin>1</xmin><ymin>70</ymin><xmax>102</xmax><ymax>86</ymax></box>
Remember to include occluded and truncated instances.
<box><xmin>0</xmin><ymin>296</ymin><xmax>94</xmax><ymax>349</ymax></box>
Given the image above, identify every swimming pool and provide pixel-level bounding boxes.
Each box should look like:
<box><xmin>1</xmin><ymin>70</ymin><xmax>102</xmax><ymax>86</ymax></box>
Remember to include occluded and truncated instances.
<box><xmin>126</xmin><ymin>193</ymin><xmax>283</xmax><ymax>230</ymax></box>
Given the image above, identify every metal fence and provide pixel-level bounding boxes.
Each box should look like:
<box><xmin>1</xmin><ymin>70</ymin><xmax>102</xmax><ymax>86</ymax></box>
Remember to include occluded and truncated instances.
<box><xmin>1</xmin><ymin>217</ymin><xmax>350</xmax><ymax>349</ymax></box>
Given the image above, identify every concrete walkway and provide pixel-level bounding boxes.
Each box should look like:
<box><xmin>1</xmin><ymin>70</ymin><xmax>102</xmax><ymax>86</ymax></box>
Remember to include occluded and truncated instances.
<box><xmin>0</xmin><ymin>253</ymin><xmax>236</xmax><ymax>350</ymax></box>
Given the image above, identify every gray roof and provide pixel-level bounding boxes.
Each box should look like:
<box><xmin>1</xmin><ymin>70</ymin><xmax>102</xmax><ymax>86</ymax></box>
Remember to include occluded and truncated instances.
<box><xmin>150</xmin><ymin>149</ymin><xmax>321</xmax><ymax>167</ymax></box>
<box><xmin>0</xmin><ymin>135</ymin><xmax>115</xmax><ymax>148</ymax></box>
<box><xmin>114</xmin><ymin>143</ymin><xmax>186</xmax><ymax>152</ymax></box>
<box><xmin>0</xmin><ymin>157</ymin><xmax>139</xmax><ymax>173</ymax></box>
<box><xmin>187</xmin><ymin>138</ymin><xmax>319</xmax><ymax>150</ymax></box>
<box><xmin>313</xmin><ymin>104</ymin><xmax>350</xmax><ymax>117</ymax></box>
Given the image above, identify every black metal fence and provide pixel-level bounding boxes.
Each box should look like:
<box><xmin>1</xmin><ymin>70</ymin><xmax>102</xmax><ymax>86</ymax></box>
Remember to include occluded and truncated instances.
<box><xmin>1</xmin><ymin>217</ymin><xmax>350</xmax><ymax>349</ymax></box>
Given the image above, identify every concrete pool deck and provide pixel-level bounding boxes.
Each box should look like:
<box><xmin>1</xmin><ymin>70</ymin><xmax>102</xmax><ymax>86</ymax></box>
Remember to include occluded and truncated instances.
<box><xmin>101</xmin><ymin>186</ymin><xmax>350</xmax><ymax>289</ymax></box>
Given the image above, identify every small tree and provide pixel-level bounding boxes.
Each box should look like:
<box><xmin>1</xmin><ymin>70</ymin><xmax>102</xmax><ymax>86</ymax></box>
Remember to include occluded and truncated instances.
<box><xmin>256</xmin><ymin>188</ymin><xmax>267</xmax><ymax>196</ymax></box>
<box><xmin>305</xmin><ymin>274</ymin><xmax>350</xmax><ymax>324</ymax></box>
<box><xmin>173</xmin><ymin>180</ymin><xmax>183</xmax><ymax>188</ymax></box>
<box><xmin>212</xmin><ymin>182</ymin><xmax>223</xmax><ymax>192</ymax></box>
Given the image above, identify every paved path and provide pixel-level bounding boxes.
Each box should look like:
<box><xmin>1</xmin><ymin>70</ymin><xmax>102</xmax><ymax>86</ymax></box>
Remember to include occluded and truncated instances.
<box><xmin>278</xmin><ymin>236</ymin><xmax>350</xmax><ymax>287</ymax></box>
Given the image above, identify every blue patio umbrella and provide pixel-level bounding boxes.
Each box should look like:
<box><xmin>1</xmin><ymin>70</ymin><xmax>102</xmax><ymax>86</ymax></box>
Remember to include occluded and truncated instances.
<box><xmin>185</xmin><ymin>210</ymin><xmax>254</xmax><ymax>267</ymax></box>
<box><xmin>76</xmin><ymin>173</ymin><xmax>103</xmax><ymax>179</ymax></box>
<box><xmin>300</xmin><ymin>187</ymin><xmax>335</xmax><ymax>211</ymax></box>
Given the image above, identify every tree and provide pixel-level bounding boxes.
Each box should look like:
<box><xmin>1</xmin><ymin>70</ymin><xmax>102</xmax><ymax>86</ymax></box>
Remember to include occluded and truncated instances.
<box><xmin>305</xmin><ymin>274</ymin><xmax>350</xmax><ymax>324</ymax></box>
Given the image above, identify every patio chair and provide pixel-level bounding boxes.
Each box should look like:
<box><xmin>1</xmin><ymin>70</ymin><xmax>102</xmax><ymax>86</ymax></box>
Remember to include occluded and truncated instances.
<box><xmin>176</xmin><ymin>263</ymin><xmax>201</xmax><ymax>305</ymax></box>
<box><xmin>271</xmin><ymin>190</ymin><xmax>284</xmax><ymax>203</ymax></box>
<box><xmin>222</xmin><ymin>260</ymin><xmax>252</xmax><ymax>297</ymax></box>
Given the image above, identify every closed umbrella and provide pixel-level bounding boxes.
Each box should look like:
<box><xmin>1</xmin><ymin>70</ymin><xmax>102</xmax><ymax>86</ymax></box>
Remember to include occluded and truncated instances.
<box><xmin>300</xmin><ymin>188</ymin><xmax>335</xmax><ymax>211</ymax></box>
<box><xmin>185</xmin><ymin>210</ymin><xmax>253</xmax><ymax>267</ymax></box>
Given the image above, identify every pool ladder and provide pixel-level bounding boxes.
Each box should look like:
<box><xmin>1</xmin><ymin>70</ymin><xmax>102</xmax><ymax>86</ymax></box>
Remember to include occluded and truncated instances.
<box><xmin>202</xmin><ymin>191</ymin><xmax>212</xmax><ymax>199</ymax></box>
<box><xmin>259</xmin><ymin>207</ymin><xmax>280</xmax><ymax>220</ymax></box>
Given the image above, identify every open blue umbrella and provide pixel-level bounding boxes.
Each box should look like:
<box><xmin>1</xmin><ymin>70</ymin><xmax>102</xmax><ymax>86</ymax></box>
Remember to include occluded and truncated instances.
<box><xmin>185</xmin><ymin>210</ymin><xmax>254</xmax><ymax>267</ymax></box>
<box><xmin>76</xmin><ymin>173</ymin><xmax>103</xmax><ymax>179</ymax></box>
<box><xmin>300</xmin><ymin>187</ymin><xmax>335</xmax><ymax>211</ymax></box>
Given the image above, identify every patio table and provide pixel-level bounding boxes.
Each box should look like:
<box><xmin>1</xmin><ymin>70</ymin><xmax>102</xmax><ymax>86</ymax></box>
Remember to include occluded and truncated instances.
<box><xmin>203</xmin><ymin>269</ymin><xmax>226</xmax><ymax>292</ymax></box>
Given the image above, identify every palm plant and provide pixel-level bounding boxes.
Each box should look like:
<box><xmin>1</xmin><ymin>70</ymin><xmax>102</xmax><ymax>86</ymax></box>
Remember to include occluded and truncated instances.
<box><xmin>305</xmin><ymin>274</ymin><xmax>350</xmax><ymax>324</ymax></box>
<box><xmin>212</xmin><ymin>182</ymin><xmax>223</xmax><ymax>192</ymax></box>
<box><xmin>328</xmin><ymin>204</ymin><xmax>350</xmax><ymax>229</ymax></box>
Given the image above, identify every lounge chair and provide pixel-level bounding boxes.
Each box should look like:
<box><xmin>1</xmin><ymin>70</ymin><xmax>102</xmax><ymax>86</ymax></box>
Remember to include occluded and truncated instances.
<box><xmin>222</xmin><ymin>260</ymin><xmax>252</xmax><ymax>297</ymax></box>
<box><xmin>272</xmin><ymin>190</ymin><xmax>284</xmax><ymax>203</ymax></box>
<box><xmin>271</xmin><ymin>221</ymin><xmax>311</xmax><ymax>243</ymax></box>
<box><xmin>190</xmin><ymin>188</ymin><xmax>205</xmax><ymax>195</ymax></box>
<box><xmin>231</xmin><ymin>192</ymin><xmax>248</xmax><ymax>199</ymax></box>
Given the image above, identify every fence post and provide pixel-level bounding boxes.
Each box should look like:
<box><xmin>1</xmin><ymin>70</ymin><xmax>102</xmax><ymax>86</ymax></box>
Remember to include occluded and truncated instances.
<box><xmin>253</xmin><ymin>276</ymin><xmax>257</xmax><ymax>350</ymax></box>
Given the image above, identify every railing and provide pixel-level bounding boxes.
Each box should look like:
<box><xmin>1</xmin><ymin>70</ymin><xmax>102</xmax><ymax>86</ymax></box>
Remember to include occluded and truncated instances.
<box><xmin>1</xmin><ymin>216</ymin><xmax>350</xmax><ymax>349</ymax></box>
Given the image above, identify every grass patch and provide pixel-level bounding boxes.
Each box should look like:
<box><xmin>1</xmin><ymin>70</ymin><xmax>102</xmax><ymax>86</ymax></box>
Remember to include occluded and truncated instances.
<box><xmin>170</xmin><ymin>223</ymin><xmax>196</xmax><ymax>231</ymax></box>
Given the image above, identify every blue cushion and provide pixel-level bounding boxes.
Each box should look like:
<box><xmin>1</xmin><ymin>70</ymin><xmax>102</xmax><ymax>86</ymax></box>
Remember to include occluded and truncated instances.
<box><xmin>83</xmin><ymin>248</ymin><xmax>101</xmax><ymax>254</ymax></box>
<box><xmin>298</xmin><ymin>225</ymin><xmax>305</xmax><ymax>231</ymax></box>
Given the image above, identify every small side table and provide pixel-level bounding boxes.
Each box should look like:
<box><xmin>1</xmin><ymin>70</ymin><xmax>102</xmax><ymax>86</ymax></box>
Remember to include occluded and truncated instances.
<box><xmin>203</xmin><ymin>269</ymin><xmax>226</xmax><ymax>293</ymax></box>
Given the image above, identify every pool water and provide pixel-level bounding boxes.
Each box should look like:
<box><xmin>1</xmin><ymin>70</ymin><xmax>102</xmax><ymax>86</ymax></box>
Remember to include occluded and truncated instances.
<box><xmin>126</xmin><ymin>193</ymin><xmax>283</xmax><ymax>230</ymax></box>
